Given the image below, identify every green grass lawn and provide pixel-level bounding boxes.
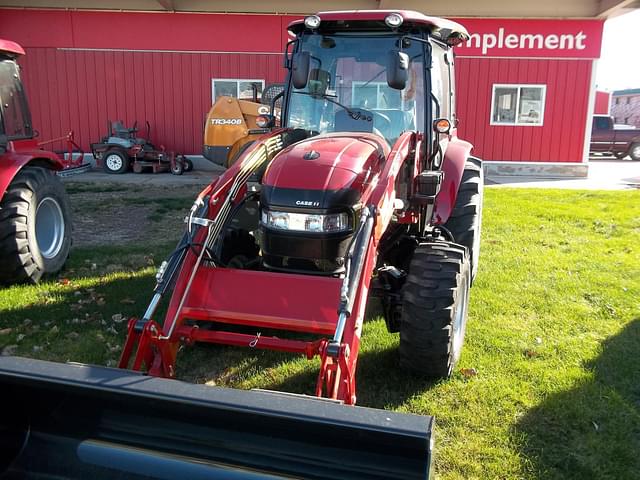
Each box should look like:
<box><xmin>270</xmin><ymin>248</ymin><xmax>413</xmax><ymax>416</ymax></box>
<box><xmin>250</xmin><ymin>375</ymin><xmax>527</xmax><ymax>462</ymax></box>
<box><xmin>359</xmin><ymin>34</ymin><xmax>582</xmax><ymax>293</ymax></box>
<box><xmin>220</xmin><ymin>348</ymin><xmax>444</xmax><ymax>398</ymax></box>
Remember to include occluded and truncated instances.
<box><xmin>1</xmin><ymin>187</ymin><xmax>639</xmax><ymax>479</ymax></box>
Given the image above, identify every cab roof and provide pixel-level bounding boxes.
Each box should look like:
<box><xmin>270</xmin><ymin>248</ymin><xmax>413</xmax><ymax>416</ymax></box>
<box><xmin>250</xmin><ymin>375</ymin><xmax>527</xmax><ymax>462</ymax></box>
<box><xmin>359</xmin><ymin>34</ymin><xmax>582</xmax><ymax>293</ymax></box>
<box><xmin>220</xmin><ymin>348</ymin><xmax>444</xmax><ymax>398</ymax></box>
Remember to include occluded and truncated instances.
<box><xmin>0</xmin><ymin>39</ymin><xmax>25</xmax><ymax>57</ymax></box>
<box><xmin>288</xmin><ymin>10</ymin><xmax>469</xmax><ymax>44</ymax></box>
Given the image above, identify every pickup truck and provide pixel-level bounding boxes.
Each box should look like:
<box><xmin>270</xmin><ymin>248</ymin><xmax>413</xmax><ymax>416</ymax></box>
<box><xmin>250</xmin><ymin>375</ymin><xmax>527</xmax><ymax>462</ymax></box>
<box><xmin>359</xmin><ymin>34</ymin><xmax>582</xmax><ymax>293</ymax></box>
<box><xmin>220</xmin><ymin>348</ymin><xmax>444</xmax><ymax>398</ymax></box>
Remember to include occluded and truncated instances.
<box><xmin>590</xmin><ymin>115</ymin><xmax>640</xmax><ymax>160</ymax></box>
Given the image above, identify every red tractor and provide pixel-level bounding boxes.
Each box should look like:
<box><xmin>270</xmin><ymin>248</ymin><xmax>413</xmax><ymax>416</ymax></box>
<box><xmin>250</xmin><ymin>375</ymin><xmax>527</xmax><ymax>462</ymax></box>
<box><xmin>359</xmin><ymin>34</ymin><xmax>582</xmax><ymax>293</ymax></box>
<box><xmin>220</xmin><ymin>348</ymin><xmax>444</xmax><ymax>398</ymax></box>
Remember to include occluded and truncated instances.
<box><xmin>0</xmin><ymin>12</ymin><xmax>483</xmax><ymax>479</ymax></box>
<box><xmin>0</xmin><ymin>39</ymin><xmax>72</xmax><ymax>284</ymax></box>
<box><xmin>120</xmin><ymin>10</ymin><xmax>483</xmax><ymax>402</ymax></box>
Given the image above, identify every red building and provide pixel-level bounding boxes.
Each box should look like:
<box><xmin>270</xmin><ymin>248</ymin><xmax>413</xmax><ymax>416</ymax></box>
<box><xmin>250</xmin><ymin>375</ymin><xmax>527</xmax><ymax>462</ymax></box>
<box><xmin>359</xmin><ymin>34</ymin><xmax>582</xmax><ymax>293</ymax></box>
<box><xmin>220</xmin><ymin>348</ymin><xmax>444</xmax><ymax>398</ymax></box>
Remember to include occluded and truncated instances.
<box><xmin>595</xmin><ymin>90</ymin><xmax>612</xmax><ymax>115</ymax></box>
<box><xmin>0</xmin><ymin>4</ymin><xmax>622</xmax><ymax>176</ymax></box>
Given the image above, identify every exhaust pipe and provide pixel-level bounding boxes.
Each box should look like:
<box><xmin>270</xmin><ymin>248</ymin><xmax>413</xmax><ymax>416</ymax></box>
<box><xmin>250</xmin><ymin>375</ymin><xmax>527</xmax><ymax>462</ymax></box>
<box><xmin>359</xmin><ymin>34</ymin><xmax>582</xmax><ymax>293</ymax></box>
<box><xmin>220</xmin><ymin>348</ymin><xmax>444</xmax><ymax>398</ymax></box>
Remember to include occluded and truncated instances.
<box><xmin>1</xmin><ymin>357</ymin><xmax>434</xmax><ymax>479</ymax></box>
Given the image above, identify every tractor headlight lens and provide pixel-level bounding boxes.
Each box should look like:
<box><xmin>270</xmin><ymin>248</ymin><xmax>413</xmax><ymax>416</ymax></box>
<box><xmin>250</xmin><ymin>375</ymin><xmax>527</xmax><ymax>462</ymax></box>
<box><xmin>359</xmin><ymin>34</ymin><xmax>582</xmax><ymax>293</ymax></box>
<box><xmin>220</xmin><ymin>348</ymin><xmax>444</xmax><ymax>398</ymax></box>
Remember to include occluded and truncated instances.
<box><xmin>261</xmin><ymin>210</ymin><xmax>350</xmax><ymax>233</ymax></box>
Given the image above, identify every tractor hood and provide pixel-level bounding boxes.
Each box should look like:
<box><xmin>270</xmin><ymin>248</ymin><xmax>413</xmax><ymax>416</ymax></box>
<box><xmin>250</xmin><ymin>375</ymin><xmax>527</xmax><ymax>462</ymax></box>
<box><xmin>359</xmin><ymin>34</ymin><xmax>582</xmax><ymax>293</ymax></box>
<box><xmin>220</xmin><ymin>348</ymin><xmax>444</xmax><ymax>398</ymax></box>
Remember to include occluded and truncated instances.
<box><xmin>261</xmin><ymin>133</ymin><xmax>389</xmax><ymax>211</ymax></box>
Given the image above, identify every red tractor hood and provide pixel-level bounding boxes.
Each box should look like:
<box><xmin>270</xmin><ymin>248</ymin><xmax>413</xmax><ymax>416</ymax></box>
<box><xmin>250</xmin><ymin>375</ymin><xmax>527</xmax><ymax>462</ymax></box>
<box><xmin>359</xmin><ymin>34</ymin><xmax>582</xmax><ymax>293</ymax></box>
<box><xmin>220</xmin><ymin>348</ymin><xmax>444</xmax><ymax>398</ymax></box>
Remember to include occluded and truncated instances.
<box><xmin>262</xmin><ymin>133</ymin><xmax>389</xmax><ymax>199</ymax></box>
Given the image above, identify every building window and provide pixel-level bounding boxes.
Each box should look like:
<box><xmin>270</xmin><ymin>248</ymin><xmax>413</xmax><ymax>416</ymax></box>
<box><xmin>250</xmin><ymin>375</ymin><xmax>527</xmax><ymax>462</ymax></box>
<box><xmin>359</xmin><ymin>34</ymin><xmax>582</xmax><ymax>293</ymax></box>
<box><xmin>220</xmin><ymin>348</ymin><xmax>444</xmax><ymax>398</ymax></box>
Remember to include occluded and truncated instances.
<box><xmin>491</xmin><ymin>84</ymin><xmax>546</xmax><ymax>126</ymax></box>
<box><xmin>626</xmin><ymin>97</ymin><xmax>631</xmax><ymax>105</ymax></box>
<box><xmin>212</xmin><ymin>79</ymin><xmax>265</xmax><ymax>103</ymax></box>
<box><xmin>615</xmin><ymin>97</ymin><xmax>620</xmax><ymax>105</ymax></box>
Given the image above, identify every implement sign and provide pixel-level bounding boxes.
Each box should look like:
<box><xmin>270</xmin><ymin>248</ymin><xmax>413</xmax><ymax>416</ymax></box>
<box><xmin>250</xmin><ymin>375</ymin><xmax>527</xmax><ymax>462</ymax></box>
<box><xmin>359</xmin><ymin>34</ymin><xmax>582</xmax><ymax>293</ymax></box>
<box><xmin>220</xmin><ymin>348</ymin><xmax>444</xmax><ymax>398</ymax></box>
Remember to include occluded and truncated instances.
<box><xmin>453</xmin><ymin>18</ymin><xmax>604</xmax><ymax>59</ymax></box>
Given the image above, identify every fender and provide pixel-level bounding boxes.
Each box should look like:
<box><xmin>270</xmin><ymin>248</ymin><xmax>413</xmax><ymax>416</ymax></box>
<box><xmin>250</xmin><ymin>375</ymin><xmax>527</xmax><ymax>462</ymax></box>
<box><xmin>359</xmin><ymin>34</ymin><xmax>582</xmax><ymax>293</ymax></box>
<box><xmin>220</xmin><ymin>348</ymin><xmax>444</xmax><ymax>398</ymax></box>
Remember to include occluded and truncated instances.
<box><xmin>0</xmin><ymin>139</ymin><xmax>64</xmax><ymax>202</ymax></box>
<box><xmin>432</xmin><ymin>136</ymin><xmax>473</xmax><ymax>225</ymax></box>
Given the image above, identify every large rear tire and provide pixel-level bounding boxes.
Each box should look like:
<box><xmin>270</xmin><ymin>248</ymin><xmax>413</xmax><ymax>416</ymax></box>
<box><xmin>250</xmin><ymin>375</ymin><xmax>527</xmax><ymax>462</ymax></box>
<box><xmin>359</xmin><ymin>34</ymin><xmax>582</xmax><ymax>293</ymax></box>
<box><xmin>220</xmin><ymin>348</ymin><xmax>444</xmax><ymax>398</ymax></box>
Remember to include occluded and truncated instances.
<box><xmin>0</xmin><ymin>166</ymin><xmax>72</xmax><ymax>284</ymax></box>
<box><xmin>443</xmin><ymin>156</ymin><xmax>483</xmax><ymax>283</ymax></box>
<box><xmin>399</xmin><ymin>242</ymin><xmax>471</xmax><ymax>378</ymax></box>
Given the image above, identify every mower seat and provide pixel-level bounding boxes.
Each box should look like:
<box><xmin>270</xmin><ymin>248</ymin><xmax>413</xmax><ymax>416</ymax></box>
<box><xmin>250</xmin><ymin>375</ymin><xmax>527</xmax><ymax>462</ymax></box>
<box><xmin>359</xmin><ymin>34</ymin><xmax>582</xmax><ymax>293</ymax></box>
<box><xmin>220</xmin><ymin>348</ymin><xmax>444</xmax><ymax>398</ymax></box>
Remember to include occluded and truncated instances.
<box><xmin>111</xmin><ymin>121</ymin><xmax>137</xmax><ymax>139</ymax></box>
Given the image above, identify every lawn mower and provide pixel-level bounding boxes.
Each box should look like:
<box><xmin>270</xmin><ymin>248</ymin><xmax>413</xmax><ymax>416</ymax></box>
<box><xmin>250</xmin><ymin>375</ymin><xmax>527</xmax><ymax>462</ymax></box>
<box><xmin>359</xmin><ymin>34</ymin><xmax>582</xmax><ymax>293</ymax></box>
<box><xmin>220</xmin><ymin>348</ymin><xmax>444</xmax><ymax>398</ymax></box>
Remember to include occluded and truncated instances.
<box><xmin>117</xmin><ymin>9</ymin><xmax>481</xmax><ymax>471</ymax></box>
<box><xmin>91</xmin><ymin>120</ymin><xmax>191</xmax><ymax>175</ymax></box>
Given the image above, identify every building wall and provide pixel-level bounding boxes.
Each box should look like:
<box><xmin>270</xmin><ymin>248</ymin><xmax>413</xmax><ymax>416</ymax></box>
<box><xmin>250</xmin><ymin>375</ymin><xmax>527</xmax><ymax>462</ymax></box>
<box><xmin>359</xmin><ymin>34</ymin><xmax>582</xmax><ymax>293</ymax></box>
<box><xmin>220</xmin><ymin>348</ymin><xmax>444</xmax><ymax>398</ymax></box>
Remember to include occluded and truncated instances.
<box><xmin>1</xmin><ymin>9</ymin><xmax>602</xmax><ymax>163</ymax></box>
<box><xmin>611</xmin><ymin>91</ymin><xmax>640</xmax><ymax>128</ymax></box>
<box><xmin>594</xmin><ymin>90</ymin><xmax>611</xmax><ymax>115</ymax></box>
<box><xmin>456</xmin><ymin>57</ymin><xmax>593</xmax><ymax>162</ymax></box>
<box><xmin>0</xmin><ymin>9</ymin><xmax>295</xmax><ymax>154</ymax></box>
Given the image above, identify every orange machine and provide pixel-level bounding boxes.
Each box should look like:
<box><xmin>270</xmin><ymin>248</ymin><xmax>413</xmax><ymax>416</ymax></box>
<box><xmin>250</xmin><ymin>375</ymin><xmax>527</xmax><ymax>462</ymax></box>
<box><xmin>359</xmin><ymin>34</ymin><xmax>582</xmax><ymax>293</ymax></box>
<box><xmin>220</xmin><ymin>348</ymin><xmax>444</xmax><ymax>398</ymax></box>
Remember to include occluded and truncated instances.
<box><xmin>203</xmin><ymin>84</ymin><xmax>283</xmax><ymax>167</ymax></box>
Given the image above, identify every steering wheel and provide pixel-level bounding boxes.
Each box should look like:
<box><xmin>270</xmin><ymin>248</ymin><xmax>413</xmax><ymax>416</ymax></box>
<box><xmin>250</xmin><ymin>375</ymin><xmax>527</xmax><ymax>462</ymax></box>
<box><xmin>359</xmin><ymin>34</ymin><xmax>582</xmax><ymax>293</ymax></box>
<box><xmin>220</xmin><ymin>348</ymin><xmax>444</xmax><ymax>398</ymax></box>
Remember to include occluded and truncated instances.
<box><xmin>370</xmin><ymin>111</ymin><xmax>392</xmax><ymax>140</ymax></box>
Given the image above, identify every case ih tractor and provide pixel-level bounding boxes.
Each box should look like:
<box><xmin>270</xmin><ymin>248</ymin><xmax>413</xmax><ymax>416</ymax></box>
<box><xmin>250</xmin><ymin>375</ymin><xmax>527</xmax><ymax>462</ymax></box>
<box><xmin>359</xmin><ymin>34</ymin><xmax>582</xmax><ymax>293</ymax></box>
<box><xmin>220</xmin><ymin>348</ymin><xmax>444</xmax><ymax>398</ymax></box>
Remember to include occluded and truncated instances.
<box><xmin>0</xmin><ymin>12</ymin><xmax>482</xmax><ymax>479</ymax></box>
<box><xmin>120</xmin><ymin>11</ymin><xmax>482</xmax><ymax>398</ymax></box>
<box><xmin>0</xmin><ymin>40</ymin><xmax>72</xmax><ymax>284</ymax></box>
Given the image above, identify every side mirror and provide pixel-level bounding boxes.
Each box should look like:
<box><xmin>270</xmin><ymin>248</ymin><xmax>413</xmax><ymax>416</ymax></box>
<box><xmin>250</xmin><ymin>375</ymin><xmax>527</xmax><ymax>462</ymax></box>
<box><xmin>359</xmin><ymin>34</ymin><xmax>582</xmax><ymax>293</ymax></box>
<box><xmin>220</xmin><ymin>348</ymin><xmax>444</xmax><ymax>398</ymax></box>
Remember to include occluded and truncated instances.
<box><xmin>292</xmin><ymin>51</ymin><xmax>310</xmax><ymax>89</ymax></box>
<box><xmin>386</xmin><ymin>50</ymin><xmax>409</xmax><ymax>90</ymax></box>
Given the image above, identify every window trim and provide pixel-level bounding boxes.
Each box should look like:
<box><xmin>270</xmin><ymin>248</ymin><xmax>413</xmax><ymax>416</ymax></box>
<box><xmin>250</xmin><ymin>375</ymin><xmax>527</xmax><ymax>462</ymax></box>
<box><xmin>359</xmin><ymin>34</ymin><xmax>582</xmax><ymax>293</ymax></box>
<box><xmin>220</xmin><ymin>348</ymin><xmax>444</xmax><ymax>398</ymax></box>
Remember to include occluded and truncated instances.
<box><xmin>490</xmin><ymin>83</ymin><xmax>546</xmax><ymax>127</ymax></box>
<box><xmin>211</xmin><ymin>78</ymin><xmax>265</xmax><ymax>103</ymax></box>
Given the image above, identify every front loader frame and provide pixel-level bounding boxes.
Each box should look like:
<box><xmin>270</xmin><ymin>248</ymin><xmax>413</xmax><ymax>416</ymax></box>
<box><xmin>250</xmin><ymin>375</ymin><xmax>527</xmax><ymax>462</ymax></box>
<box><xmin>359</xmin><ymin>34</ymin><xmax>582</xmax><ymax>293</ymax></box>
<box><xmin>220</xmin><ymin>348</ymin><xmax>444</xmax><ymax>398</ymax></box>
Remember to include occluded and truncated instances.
<box><xmin>120</xmin><ymin>128</ymin><xmax>420</xmax><ymax>405</ymax></box>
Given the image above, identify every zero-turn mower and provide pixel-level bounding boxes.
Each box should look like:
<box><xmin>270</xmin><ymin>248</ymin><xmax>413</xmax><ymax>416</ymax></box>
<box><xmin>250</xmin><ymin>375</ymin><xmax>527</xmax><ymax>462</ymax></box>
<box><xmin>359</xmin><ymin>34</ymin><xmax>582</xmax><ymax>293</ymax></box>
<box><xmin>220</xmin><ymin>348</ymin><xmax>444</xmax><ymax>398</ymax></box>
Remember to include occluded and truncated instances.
<box><xmin>91</xmin><ymin>120</ymin><xmax>191</xmax><ymax>175</ymax></box>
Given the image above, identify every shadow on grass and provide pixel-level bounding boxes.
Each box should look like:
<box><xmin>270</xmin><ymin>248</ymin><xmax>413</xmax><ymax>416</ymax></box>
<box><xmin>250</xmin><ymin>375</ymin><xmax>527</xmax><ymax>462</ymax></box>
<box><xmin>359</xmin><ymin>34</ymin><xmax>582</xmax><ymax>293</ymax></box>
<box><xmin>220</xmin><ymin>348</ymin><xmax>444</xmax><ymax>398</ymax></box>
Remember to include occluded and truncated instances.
<box><xmin>260</xmin><ymin>344</ymin><xmax>437</xmax><ymax>409</ymax></box>
<box><xmin>516</xmin><ymin>319</ymin><xmax>640</xmax><ymax>479</ymax></box>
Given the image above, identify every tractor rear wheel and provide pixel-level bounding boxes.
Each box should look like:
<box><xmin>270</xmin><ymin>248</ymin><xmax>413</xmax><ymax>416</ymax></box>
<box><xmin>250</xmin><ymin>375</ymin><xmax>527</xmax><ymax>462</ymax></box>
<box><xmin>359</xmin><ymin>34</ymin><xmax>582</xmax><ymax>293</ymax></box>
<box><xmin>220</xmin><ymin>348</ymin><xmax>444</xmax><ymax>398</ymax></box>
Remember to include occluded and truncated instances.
<box><xmin>443</xmin><ymin>157</ymin><xmax>483</xmax><ymax>283</ymax></box>
<box><xmin>399</xmin><ymin>242</ymin><xmax>470</xmax><ymax>378</ymax></box>
<box><xmin>0</xmin><ymin>166</ymin><xmax>72</xmax><ymax>284</ymax></box>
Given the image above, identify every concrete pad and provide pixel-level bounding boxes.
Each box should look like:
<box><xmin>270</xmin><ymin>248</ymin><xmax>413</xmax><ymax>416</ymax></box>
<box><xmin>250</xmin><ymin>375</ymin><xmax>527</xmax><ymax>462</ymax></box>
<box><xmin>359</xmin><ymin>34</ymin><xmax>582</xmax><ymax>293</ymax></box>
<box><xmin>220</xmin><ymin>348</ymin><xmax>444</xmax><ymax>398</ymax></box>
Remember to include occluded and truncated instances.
<box><xmin>487</xmin><ymin>158</ymin><xmax>640</xmax><ymax>190</ymax></box>
<box><xmin>61</xmin><ymin>154</ymin><xmax>639</xmax><ymax>191</ymax></box>
<box><xmin>484</xmin><ymin>161</ymin><xmax>589</xmax><ymax>178</ymax></box>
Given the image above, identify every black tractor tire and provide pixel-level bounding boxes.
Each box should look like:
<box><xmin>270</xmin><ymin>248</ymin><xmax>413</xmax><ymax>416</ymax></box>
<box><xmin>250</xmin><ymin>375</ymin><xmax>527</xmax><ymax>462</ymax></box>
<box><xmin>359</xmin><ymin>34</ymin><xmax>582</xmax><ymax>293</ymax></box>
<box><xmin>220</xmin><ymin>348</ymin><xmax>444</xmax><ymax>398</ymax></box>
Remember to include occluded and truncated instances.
<box><xmin>629</xmin><ymin>143</ymin><xmax>640</xmax><ymax>161</ymax></box>
<box><xmin>0</xmin><ymin>166</ymin><xmax>72</xmax><ymax>284</ymax></box>
<box><xmin>399</xmin><ymin>242</ymin><xmax>471</xmax><ymax>379</ymax></box>
<box><xmin>102</xmin><ymin>149</ymin><xmax>129</xmax><ymax>174</ymax></box>
<box><xmin>443</xmin><ymin>156</ymin><xmax>483</xmax><ymax>283</ymax></box>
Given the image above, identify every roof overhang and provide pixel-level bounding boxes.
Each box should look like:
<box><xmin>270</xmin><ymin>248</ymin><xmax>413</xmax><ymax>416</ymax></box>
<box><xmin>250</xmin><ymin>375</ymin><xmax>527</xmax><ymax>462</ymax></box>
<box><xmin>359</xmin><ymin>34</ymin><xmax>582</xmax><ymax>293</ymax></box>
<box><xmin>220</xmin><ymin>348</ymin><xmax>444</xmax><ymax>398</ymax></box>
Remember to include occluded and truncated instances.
<box><xmin>0</xmin><ymin>0</ymin><xmax>637</xmax><ymax>18</ymax></box>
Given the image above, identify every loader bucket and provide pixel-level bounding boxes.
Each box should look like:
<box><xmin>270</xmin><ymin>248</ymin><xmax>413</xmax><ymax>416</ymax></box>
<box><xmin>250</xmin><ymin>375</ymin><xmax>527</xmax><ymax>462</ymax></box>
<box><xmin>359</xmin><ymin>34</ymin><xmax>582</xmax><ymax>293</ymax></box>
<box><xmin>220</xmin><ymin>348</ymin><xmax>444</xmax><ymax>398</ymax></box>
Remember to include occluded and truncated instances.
<box><xmin>0</xmin><ymin>356</ymin><xmax>434</xmax><ymax>479</ymax></box>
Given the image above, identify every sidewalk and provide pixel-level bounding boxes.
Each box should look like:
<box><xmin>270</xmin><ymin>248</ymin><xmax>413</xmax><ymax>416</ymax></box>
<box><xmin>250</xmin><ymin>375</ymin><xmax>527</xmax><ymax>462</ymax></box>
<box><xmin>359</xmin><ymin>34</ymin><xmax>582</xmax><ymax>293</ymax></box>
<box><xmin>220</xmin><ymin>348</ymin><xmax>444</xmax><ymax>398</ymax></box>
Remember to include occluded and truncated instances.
<box><xmin>487</xmin><ymin>158</ymin><xmax>640</xmax><ymax>190</ymax></box>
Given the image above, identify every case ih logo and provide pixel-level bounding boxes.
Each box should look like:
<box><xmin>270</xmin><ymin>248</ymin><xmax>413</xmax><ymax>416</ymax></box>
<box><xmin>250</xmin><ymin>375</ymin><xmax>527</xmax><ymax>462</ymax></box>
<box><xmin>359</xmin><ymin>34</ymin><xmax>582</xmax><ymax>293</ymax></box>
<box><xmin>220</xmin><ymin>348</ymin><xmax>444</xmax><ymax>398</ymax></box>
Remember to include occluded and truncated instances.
<box><xmin>453</xmin><ymin>19</ymin><xmax>604</xmax><ymax>59</ymax></box>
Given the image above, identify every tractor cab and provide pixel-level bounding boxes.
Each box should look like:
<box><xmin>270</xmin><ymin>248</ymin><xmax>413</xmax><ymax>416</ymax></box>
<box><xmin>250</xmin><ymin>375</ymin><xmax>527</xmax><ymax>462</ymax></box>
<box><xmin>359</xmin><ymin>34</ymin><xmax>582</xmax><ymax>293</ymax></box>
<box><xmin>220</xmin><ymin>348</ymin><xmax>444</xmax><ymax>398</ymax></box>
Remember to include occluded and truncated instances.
<box><xmin>0</xmin><ymin>43</ymin><xmax>33</xmax><ymax>149</ymax></box>
<box><xmin>276</xmin><ymin>11</ymin><xmax>467</xmax><ymax>150</ymax></box>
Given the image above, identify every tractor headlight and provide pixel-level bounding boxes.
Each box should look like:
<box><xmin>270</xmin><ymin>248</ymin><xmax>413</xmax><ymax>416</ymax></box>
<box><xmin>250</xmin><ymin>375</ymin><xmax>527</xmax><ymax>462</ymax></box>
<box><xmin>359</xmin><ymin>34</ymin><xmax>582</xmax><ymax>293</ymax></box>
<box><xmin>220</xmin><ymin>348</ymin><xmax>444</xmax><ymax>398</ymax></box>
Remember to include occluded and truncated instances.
<box><xmin>261</xmin><ymin>209</ymin><xmax>351</xmax><ymax>233</ymax></box>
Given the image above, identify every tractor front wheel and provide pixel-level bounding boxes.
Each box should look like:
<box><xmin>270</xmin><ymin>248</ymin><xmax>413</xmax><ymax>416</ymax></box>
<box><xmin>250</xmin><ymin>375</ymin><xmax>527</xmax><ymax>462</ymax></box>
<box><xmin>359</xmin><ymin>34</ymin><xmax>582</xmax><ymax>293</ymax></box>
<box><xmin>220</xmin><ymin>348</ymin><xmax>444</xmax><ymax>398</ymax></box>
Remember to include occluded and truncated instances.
<box><xmin>399</xmin><ymin>242</ymin><xmax>470</xmax><ymax>378</ymax></box>
<box><xmin>0</xmin><ymin>166</ymin><xmax>72</xmax><ymax>284</ymax></box>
